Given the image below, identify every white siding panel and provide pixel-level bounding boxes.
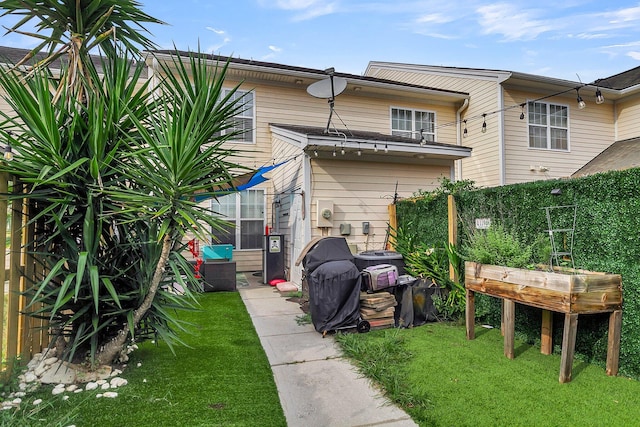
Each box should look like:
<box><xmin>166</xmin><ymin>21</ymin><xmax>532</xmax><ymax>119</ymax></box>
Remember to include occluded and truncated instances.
<box><xmin>363</xmin><ymin>68</ymin><xmax>502</xmax><ymax>187</ymax></box>
<box><xmin>309</xmin><ymin>159</ymin><xmax>450</xmax><ymax>252</ymax></box>
<box><xmin>616</xmin><ymin>94</ymin><xmax>640</xmax><ymax>141</ymax></box>
<box><xmin>503</xmin><ymin>88</ymin><xmax>615</xmax><ymax>183</ymax></box>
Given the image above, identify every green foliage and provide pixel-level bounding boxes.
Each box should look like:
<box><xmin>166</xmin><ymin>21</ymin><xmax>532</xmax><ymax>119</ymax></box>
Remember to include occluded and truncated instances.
<box><xmin>394</xmin><ymin>223</ymin><xmax>465</xmax><ymax>320</ymax></box>
<box><xmin>0</xmin><ymin>5</ymin><xmax>250</xmax><ymax>365</ymax></box>
<box><xmin>397</xmin><ymin>168</ymin><xmax>640</xmax><ymax>377</ymax></box>
<box><xmin>463</xmin><ymin>224</ymin><xmax>544</xmax><ymax>268</ymax></box>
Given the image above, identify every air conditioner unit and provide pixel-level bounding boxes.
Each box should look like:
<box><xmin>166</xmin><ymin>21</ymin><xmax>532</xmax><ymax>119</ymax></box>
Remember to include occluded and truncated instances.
<box><xmin>316</xmin><ymin>200</ymin><xmax>334</xmax><ymax>228</ymax></box>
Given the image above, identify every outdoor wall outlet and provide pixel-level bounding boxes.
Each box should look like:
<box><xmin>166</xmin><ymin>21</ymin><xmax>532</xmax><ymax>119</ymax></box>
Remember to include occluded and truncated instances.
<box><xmin>362</xmin><ymin>221</ymin><xmax>370</xmax><ymax>234</ymax></box>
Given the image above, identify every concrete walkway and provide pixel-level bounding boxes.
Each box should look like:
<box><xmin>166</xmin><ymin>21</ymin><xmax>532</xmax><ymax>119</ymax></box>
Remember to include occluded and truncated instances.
<box><xmin>238</xmin><ymin>276</ymin><xmax>418</xmax><ymax>427</ymax></box>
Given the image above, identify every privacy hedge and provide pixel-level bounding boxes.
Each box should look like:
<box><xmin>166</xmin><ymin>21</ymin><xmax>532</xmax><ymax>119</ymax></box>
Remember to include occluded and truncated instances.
<box><xmin>396</xmin><ymin>168</ymin><xmax>640</xmax><ymax>379</ymax></box>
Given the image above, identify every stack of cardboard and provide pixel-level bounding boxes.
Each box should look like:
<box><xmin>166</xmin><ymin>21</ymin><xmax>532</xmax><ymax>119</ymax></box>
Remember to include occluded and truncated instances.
<box><xmin>359</xmin><ymin>292</ymin><xmax>397</xmax><ymax>330</ymax></box>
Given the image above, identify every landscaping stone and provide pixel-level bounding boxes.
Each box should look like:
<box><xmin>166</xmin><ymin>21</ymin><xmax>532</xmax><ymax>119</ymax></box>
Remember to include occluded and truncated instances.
<box><xmin>39</xmin><ymin>361</ymin><xmax>76</xmax><ymax>384</ymax></box>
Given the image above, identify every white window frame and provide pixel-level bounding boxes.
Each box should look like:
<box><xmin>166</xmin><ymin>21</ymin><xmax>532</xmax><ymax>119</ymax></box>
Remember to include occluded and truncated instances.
<box><xmin>527</xmin><ymin>100</ymin><xmax>570</xmax><ymax>151</ymax></box>
<box><xmin>210</xmin><ymin>189</ymin><xmax>266</xmax><ymax>250</ymax></box>
<box><xmin>390</xmin><ymin>107</ymin><xmax>436</xmax><ymax>142</ymax></box>
<box><xmin>220</xmin><ymin>88</ymin><xmax>256</xmax><ymax>144</ymax></box>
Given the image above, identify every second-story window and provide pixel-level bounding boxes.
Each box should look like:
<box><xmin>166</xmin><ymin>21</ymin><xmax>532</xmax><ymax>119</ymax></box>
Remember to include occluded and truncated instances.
<box><xmin>528</xmin><ymin>101</ymin><xmax>568</xmax><ymax>151</ymax></box>
<box><xmin>391</xmin><ymin>107</ymin><xmax>435</xmax><ymax>142</ymax></box>
<box><xmin>220</xmin><ymin>89</ymin><xmax>254</xmax><ymax>143</ymax></box>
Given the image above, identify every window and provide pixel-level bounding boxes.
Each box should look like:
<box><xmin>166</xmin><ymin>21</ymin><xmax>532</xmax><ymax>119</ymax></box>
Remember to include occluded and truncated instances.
<box><xmin>528</xmin><ymin>101</ymin><xmax>568</xmax><ymax>151</ymax></box>
<box><xmin>211</xmin><ymin>189</ymin><xmax>265</xmax><ymax>249</ymax></box>
<box><xmin>219</xmin><ymin>89</ymin><xmax>254</xmax><ymax>143</ymax></box>
<box><xmin>391</xmin><ymin>108</ymin><xmax>435</xmax><ymax>142</ymax></box>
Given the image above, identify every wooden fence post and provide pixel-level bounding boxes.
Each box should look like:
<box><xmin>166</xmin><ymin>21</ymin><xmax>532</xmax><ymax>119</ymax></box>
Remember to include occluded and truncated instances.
<box><xmin>448</xmin><ymin>195</ymin><xmax>458</xmax><ymax>283</ymax></box>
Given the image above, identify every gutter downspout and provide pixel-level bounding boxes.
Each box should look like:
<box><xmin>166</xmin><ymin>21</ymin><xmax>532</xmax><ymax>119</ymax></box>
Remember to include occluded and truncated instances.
<box><xmin>497</xmin><ymin>73</ymin><xmax>512</xmax><ymax>186</ymax></box>
<box><xmin>455</xmin><ymin>99</ymin><xmax>470</xmax><ymax>181</ymax></box>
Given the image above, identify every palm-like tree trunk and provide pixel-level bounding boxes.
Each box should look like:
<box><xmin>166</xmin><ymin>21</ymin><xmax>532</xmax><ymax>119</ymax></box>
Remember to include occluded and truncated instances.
<box><xmin>95</xmin><ymin>233</ymin><xmax>173</xmax><ymax>366</ymax></box>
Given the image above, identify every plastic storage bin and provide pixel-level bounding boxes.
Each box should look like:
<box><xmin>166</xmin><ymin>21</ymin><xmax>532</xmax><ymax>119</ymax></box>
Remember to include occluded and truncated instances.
<box><xmin>353</xmin><ymin>250</ymin><xmax>406</xmax><ymax>275</ymax></box>
<box><xmin>202</xmin><ymin>244</ymin><xmax>233</xmax><ymax>261</ymax></box>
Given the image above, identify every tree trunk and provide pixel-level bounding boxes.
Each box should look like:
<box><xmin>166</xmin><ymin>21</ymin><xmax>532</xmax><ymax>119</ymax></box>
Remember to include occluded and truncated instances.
<box><xmin>94</xmin><ymin>233</ymin><xmax>173</xmax><ymax>366</ymax></box>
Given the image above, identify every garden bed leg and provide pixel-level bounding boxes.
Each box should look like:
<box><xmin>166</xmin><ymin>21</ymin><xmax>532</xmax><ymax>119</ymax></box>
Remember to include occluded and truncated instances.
<box><xmin>559</xmin><ymin>313</ymin><xmax>578</xmax><ymax>383</ymax></box>
<box><xmin>503</xmin><ymin>299</ymin><xmax>515</xmax><ymax>359</ymax></box>
<box><xmin>541</xmin><ymin>309</ymin><xmax>553</xmax><ymax>355</ymax></box>
<box><xmin>606</xmin><ymin>309</ymin><xmax>622</xmax><ymax>376</ymax></box>
<box><xmin>466</xmin><ymin>289</ymin><xmax>475</xmax><ymax>340</ymax></box>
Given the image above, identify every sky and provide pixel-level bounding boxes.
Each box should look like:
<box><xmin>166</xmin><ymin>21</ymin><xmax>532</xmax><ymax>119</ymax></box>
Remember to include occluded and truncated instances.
<box><xmin>2</xmin><ymin>1</ymin><xmax>640</xmax><ymax>83</ymax></box>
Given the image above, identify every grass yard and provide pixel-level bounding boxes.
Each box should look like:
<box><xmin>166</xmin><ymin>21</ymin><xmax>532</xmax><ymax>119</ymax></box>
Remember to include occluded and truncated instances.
<box><xmin>337</xmin><ymin>323</ymin><xmax>640</xmax><ymax>427</ymax></box>
<box><xmin>2</xmin><ymin>292</ymin><xmax>286</xmax><ymax>427</ymax></box>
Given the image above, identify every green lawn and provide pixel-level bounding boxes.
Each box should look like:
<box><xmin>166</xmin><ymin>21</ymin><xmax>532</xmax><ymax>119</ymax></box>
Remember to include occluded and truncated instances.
<box><xmin>337</xmin><ymin>323</ymin><xmax>640</xmax><ymax>427</ymax></box>
<box><xmin>2</xmin><ymin>292</ymin><xmax>286</xmax><ymax>427</ymax></box>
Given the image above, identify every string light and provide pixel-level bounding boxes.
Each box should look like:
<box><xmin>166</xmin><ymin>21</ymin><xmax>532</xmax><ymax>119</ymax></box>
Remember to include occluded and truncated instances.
<box><xmin>340</xmin><ymin>144</ymin><xmax>345</xmax><ymax>155</ymax></box>
<box><xmin>595</xmin><ymin>88</ymin><xmax>605</xmax><ymax>104</ymax></box>
<box><xmin>4</xmin><ymin>131</ymin><xmax>13</xmax><ymax>162</ymax></box>
<box><xmin>313</xmin><ymin>149</ymin><xmax>318</xmax><ymax>157</ymax></box>
<box><xmin>463</xmin><ymin>120</ymin><xmax>468</xmax><ymax>138</ymax></box>
<box><xmin>332</xmin><ymin>145</ymin><xmax>336</xmax><ymax>156</ymax></box>
<box><xmin>519</xmin><ymin>103</ymin><xmax>526</xmax><ymax>120</ymax></box>
<box><xmin>384</xmin><ymin>143</ymin><xmax>388</xmax><ymax>153</ymax></box>
<box><xmin>576</xmin><ymin>88</ymin><xmax>586</xmax><ymax>109</ymax></box>
<box><xmin>374</xmin><ymin>143</ymin><xmax>378</xmax><ymax>152</ymax></box>
<box><xmin>481</xmin><ymin>114</ymin><xmax>487</xmax><ymax>133</ymax></box>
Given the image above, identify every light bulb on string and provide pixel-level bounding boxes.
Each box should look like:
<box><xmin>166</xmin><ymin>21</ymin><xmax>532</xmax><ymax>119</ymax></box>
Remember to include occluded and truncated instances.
<box><xmin>595</xmin><ymin>88</ymin><xmax>605</xmax><ymax>104</ymax></box>
<box><xmin>333</xmin><ymin>145</ymin><xmax>336</xmax><ymax>157</ymax></box>
<box><xmin>357</xmin><ymin>143</ymin><xmax>362</xmax><ymax>156</ymax></box>
<box><xmin>463</xmin><ymin>120</ymin><xmax>468</xmax><ymax>138</ymax></box>
<box><xmin>519</xmin><ymin>104</ymin><xmax>526</xmax><ymax>120</ymax></box>
<box><xmin>576</xmin><ymin>88</ymin><xmax>586</xmax><ymax>109</ymax></box>
<box><xmin>384</xmin><ymin>143</ymin><xmax>388</xmax><ymax>153</ymax></box>
<box><xmin>481</xmin><ymin>114</ymin><xmax>487</xmax><ymax>133</ymax></box>
<box><xmin>374</xmin><ymin>143</ymin><xmax>378</xmax><ymax>152</ymax></box>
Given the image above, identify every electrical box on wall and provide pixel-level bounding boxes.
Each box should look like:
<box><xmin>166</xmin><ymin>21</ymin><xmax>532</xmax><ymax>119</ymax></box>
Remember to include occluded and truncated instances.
<box><xmin>362</xmin><ymin>222</ymin><xmax>370</xmax><ymax>235</ymax></box>
<box><xmin>316</xmin><ymin>200</ymin><xmax>334</xmax><ymax>227</ymax></box>
<box><xmin>339</xmin><ymin>223</ymin><xmax>351</xmax><ymax>235</ymax></box>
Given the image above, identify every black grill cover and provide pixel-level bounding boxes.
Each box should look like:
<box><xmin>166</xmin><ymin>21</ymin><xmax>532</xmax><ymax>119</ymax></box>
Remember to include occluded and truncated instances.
<box><xmin>302</xmin><ymin>237</ymin><xmax>353</xmax><ymax>274</ymax></box>
<box><xmin>307</xmin><ymin>260</ymin><xmax>361</xmax><ymax>333</ymax></box>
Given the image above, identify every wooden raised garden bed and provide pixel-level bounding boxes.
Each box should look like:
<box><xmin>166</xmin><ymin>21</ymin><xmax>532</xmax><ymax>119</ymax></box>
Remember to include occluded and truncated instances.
<box><xmin>464</xmin><ymin>261</ymin><xmax>622</xmax><ymax>383</ymax></box>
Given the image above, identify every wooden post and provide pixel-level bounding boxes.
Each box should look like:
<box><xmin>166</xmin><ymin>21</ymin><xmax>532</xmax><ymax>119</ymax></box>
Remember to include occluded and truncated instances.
<box><xmin>559</xmin><ymin>313</ymin><xmax>579</xmax><ymax>383</ymax></box>
<box><xmin>447</xmin><ymin>195</ymin><xmax>458</xmax><ymax>283</ymax></box>
<box><xmin>541</xmin><ymin>310</ymin><xmax>553</xmax><ymax>355</ymax></box>
<box><xmin>387</xmin><ymin>203</ymin><xmax>397</xmax><ymax>250</ymax></box>
<box><xmin>503</xmin><ymin>299</ymin><xmax>515</xmax><ymax>359</ymax></box>
<box><xmin>606</xmin><ymin>309</ymin><xmax>622</xmax><ymax>376</ymax></box>
<box><xmin>466</xmin><ymin>289</ymin><xmax>475</xmax><ymax>340</ymax></box>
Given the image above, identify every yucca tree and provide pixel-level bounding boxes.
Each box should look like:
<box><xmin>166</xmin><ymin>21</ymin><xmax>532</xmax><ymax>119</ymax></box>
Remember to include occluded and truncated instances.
<box><xmin>0</xmin><ymin>2</ymin><xmax>250</xmax><ymax>366</ymax></box>
<box><xmin>2</xmin><ymin>0</ymin><xmax>163</xmax><ymax>101</ymax></box>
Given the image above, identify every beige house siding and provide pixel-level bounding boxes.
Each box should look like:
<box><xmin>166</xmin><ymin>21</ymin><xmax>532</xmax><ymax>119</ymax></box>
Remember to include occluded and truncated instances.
<box><xmin>366</xmin><ymin>65</ymin><xmax>503</xmax><ymax>187</ymax></box>
<box><xmin>309</xmin><ymin>159</ymin><xmax>450</xmax><ymax>253</ymax></box>
<box><xmin>616</xmin><ymin>93</ymin><xmax>640</xmax><ymax>141</ymax></box>
<box><xmin>270</xmin><ymin>134</ymin><xmax>307</xmax><ymax>281</ymax></box>
<box><xmin>502</xmin><ymin>88</ymin><xmax>615</xmax><ymax>183</ymax></box>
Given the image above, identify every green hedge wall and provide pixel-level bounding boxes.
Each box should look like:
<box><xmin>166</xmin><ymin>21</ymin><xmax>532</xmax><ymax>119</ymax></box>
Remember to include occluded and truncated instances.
<box><xmin>396</xmin><ymin>168</ymin><xmax>640</xmax><ymax>379</ymax></box>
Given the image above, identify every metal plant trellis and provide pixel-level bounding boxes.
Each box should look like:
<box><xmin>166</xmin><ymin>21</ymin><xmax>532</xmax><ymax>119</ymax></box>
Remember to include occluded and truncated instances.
<box><xmin>543</xmin><ymin>204</ymin><xmax>578</xmax><ymax>270</ymax></box>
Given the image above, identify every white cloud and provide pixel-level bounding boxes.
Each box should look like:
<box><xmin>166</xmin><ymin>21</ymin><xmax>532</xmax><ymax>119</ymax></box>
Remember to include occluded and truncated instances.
<box><xmin>291</xmin><ymin>2</ymin><xmax>337</xmax><ymax>21</ymax></box>
<box><xmin>627</xmin><ymin>51</ymin><xmax>640</xmax><ymax>60</ymax></box>
<box><xmin>605</xmin><ymin>6</ymin><xmax>640</xmax><ymax>25</ymax></box>
<box><xmin>259</xmin><ymin>0</ymin><xmax>338</xmax><ymax>21</ymax></box>
<box><xmin>416</xmin><ymin>13</ymin><xmax>454</xmax><ymax>25</ymax></box>
<box><xmin>476</xmin><ymin>4</ymin><xmax>554</xmax><ymax>41</ymax></box>
<box><xmin>206</xmin><ymin>27</ymin><xmax>226</xmax><ymax>35</ymax></box>
<box><xmin>269</xmin><ymin>45</ymin><xmax>282</xmax><ymax>52</ymax></box>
